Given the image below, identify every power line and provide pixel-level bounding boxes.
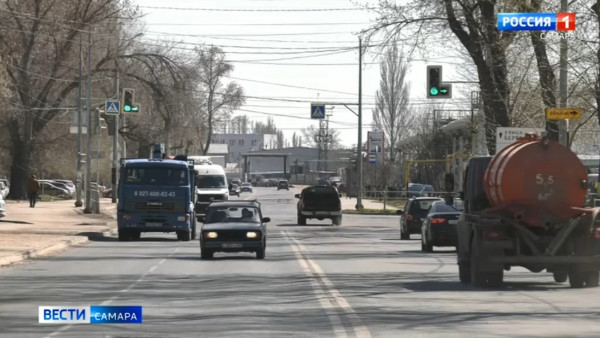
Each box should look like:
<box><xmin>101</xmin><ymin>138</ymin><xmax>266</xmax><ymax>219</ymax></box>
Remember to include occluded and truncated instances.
<box><xmin>146</xmin><ymin>30</ymin><xmax>358</xmax><ymax>37</ymax></box>
<box><xmin>139</xmin><ymin>6</ymin><xmax>368</xmax><ymax>12</ymax></box>
<box><xmin>144</xmin><ymin>22</ymin><xmax>371</xmax><ymax>26</ymax></box>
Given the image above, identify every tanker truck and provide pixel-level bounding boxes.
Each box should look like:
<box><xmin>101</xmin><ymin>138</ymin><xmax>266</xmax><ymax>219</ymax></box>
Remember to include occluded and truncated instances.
<box><xmin>457</xmin><ymin>134</ymin><xmax>600</xmax><ymax>288</ymax></box>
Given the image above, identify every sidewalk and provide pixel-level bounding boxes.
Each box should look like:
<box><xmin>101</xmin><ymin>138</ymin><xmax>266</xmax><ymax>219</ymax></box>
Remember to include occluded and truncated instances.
<box><xmin>0</xmin><ymin>198</ymin><xmax>117</xmax><ymax>268</ymax></box>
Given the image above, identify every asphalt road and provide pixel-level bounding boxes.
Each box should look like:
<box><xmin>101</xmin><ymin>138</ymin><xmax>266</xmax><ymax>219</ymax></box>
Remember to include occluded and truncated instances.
<box><xmin>1</xmin><ymin>188</ymin><xmax>600</xmax><ymax>337</ymax></box>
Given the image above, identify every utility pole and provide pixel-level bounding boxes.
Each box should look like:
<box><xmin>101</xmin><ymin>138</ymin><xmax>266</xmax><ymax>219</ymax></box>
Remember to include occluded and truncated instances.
<box><xmin>111</xmin><ymin>72</ymin><xmax>119</xmax><ymax>203</ymax></box>
<box><xmin>75</xmin><ymin>34</ymin><xmax>84</xmax><ymax>207</ymax></box>
<box><xmin>83</xmin><ymin>29</ymin><xmax>93</xmax><ymax>214</ymax></box>
<box><xmin>356</xmin><ymin>37</ymin><xmax>364</xmax><ymax>210</ymax></box>
<box><xmin>558</xmin><ymin>0</ymin><xmax>568</xmax><ymax>146</ymax></box>
<box><xmin>324</xmin><ymin>114</ymin><xmax>330</xmax><ymax>172</ymax></box>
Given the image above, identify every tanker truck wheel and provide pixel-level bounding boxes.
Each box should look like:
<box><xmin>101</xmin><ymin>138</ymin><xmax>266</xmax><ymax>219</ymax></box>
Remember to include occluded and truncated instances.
<box><xmin>458</xmin><ymin>261</ymin><xmax>471</xmax><ymax>283</ymax></box>
<box><xmin>553</xmin><ymin>271</ymin><xmax>568</xmax><ymax>283</ymax></box>
<box><xmin>569</xmin><ymin>269</ymin><xmax>585</xmax><ymax>288</ymax></box>
<box><xmin>585</xmin><ymin>271</ymin><xmax>599</xmax><ymax>287</ymax></box>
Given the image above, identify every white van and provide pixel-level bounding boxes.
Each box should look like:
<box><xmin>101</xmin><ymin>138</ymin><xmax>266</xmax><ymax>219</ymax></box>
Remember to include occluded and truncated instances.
<box><xmin>194</xmin><ymin>161</ymin><xmax>229</xmax><ymax>219</ymax></box>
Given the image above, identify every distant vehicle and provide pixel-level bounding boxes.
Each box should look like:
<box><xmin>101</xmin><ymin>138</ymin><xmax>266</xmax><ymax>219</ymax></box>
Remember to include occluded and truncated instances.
<box><xmin>277</xmin><ymin>180</ymin><xmax>289</xmax><ymax>191</ymax></box>
<box><xmin>39</xmin><ymin>181</ymin><xmax>71</xmax><ymax>198</ymax></box>
<box><xmin>101</xmin><ymin>188</ymin><xmax>113</xmax><ymax>198</ymax></box>
<box><xmin>117</xmin><ymin>158</ymin><xmax>197</xmax><ymax>241</ymax></box>
<box><xmin>229</xmin><ymin>183</ymin><xmax>241</xmax><ymax>197</ymax></box>
<box><xmin>296</xmin><ymin>185</ymin><xmax>342</xmax><ymax>226</ymax></box>
<box><xmin>258</xmin><ymin>179</ymin><xmax>269</xmax><ymax>187</ymax></box>
<box><xmin>407</xmin><ymin>183</ymin><xmax>435</xmax><ymax>197</ymax></box>
<box><xmin>268</xmin><ymin>178</ymin><xmax>279</xmax><ymax>187</ymax></box>
<box><xmin>240</xmin><ymin>182</ymin><xmax>253</xmax><ymax>193</ymax></box>
<box><xmin>0</xmin><ymin>181</ymin><xmax>8</xmax><ymax>199</ymax></box>
<box><xmin>421</xmin><ymin>200</ymin><xmax>462</xmax><ymax>252</ymax></box>
<box><xmin>231</xmin><ymin>178</ymin><xmax>241</xmax><ymax>186</ymax></box>
<box><xmin>200</xmin><ymin>201</ymin><xmax>270</xmax><ymax>259</ymax></box>
<box><xmin>53</xmin><ymin>180</ymin><xmax>76</xmax><ymax>195</ymax></box>
<box><xmin>397</xmin><ymin>197</ymin><xmax>443</xmax><ymax>240</ymax></box>
<box><xmin>0</xmin><ymin>193</ymin><xmax>5</xmax><ymax>218</ymax></box>
<box><xmin>194</xmin><ymin>161</ymin><xmax>229</xmax><ymax>220</ymax></box>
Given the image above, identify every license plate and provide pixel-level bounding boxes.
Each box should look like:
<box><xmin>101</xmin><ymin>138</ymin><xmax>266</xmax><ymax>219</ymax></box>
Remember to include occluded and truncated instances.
<box><xmin>222</xmin><ymin>243</ymin><xmax>243</xmax><ymax>248</ymax></box>
<box><xmin>449</xmin><ymin>220</ymin><xmax>458</xmax><ymax>224</ymax></box>
<box><xmin>315</xmin><ymin>211</ymin><xmax>330</xmax><ymax>215</ymax></box>
<box><xmin>146</xmin><ymin>222</ymin><xmax>162</xmax><ymax>227</ymax></box>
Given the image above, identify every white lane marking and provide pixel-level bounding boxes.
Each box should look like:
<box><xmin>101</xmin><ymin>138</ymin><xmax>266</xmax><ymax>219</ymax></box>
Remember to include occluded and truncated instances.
<box><xmin>44</xmin><ymin>247</ymin><xmax>180</xmax><ymax>338</ymax></box>
<box><xmin>283</xmin><ymin>231</ymin><xmax>372</xmax><ymax>338</ymax></box>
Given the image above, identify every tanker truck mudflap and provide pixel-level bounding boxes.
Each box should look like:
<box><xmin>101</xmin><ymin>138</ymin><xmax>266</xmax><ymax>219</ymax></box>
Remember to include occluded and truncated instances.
<box><xmin>458</xmin><ymin>137</ymin><xmax>600</xmax><ymax>288</ymax></box>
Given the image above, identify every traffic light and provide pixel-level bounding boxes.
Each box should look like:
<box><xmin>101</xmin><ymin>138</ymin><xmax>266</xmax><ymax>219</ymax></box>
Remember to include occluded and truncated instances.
<box><xmin>426</xmin><ymin>65</ymin><xmax>452</xmax><ymax>98</ymax></box>
<box><xmin>121</xmin><ymin>88</ymin><xmax>139</xmax><ymax>113</ymax></box>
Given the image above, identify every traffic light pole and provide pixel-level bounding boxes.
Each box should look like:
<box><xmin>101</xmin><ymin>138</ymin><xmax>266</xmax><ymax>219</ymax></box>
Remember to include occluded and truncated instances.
<box><xmin>112</xmin><ymin>72</ymin><xmax>120</xmax><ymax>204</ymax></box>
<box><xmin>83</xmin><ymin>29</ymin><xmax>93</xmax><ymax>214</ymax></box>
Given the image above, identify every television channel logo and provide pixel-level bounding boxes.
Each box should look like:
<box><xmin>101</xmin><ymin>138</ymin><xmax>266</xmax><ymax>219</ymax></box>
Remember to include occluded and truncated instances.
<box><xmin>497</xmin><ymin>13</ymin><xmax>575</xmax><ymax>31</ymax></box>
<box><xmin>39</xmin><ymin>305</ymin><xmax>142</xmax><ymax>324</ymax></box>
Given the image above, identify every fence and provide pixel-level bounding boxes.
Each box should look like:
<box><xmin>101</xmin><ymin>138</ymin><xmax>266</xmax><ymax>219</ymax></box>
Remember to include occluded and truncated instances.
<box><xmin>360</xmin><ymin>189</ymin><xmax>460</xmax><ymax>210</ymax></box>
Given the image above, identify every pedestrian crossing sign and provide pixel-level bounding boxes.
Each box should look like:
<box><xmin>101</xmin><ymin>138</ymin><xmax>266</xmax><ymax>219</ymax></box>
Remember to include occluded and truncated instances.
<box><xmin>105</xmin><ymin>100</ymin><xmax>120</xmax><ymax>116</ymax></box>
<box><xmin>311</xmin><ymin>104</ymin><xmax>325</xmax><ymax>119</ymax></box>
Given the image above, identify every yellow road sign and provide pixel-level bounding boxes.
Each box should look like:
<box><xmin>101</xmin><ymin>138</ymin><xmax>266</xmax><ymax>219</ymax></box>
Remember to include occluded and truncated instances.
<box><xmin>545</xmin><ymin>107</ymin><xmax>582</xmax><ymax>120</ymax></box>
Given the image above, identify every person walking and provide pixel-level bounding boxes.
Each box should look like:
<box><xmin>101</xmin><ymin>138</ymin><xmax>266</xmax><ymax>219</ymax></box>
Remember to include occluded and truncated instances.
<box><xmin>27</xmin><ymin>174</ymin><xmax>40</xmax><ymax>208</ymax></box>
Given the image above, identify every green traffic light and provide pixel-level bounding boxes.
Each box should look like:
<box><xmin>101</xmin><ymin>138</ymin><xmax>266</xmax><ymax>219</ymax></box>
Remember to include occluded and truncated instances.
<box><xmin>440</xmin><ymin>88</ymin><xmax>448</xmax><ymax>94</ymax></box>
<box><xmin>124</xmin><ymin>105</ymin><xmax>131</xmax><ymax>112</ymax></box>
<box><xmin>131</xmin><ymin>106</ymin><xmax>139</xmax><ymax>112</ymax></box>
<box><xmin>429</xmin><ymin>87</ymin><xmax>439</xmax><ymax>96</ymax></box>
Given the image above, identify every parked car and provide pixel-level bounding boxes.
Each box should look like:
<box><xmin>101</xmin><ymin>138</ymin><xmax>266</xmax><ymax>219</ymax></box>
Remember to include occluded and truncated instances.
<box><xmin>231</xmin><ymin>178</ymin><xmax>241</xmax><ymax>186</ymax></box>
<box><xmin>268</xmin><ymin>179</ymin><xmax>279</xmax><ymax>187</ymax></box>
<box><xmin>240</xmin><ymin>182</ymin><xmax>253</xmax><ymax>193</ymax></box>
<box><xmin>101</xmin><ymin>188</ymin><xmax>113</xmax><ymax>198</ymax></box>
<box><xmin>277</xmin><ymin>180</ymin><xmax>289</xmax><ymax>191</ymax></box>
<box><xmin>200</xmin><ymin>201</ymin><xmax>270</xmax><ymax>259</ymax></box>
<box><xmin>397</xmin><ymin>197</ymin><xmax>443</xmax><ymax>239</ymax></box>
<box><xmin>53</xmin><ymin>179</ymin><xmax>76</xmax><ymax>195</ymax></box>
<box><xmin>229</xmin><ymin>183</ymin><xmax>241</xmax><ymax>197</ymax></box>
<box><xmin>39</xmin><ymin>181</ymin><xmax>71</xmax><ymax>198</ymax></box>
<box><xmin>0</xmin><ymin>181</ymin><xmax>8</xmax><ymax>199</ymax></box>
<box><xmin>0</xmin><ymin>193</ymin><xmax>6</xmax><ymax>218</ymax></box>
<box><xmin>421</xmin><ymin>200</ymin><xmax>462</xmax><ymax>252</ymax></box>
<box><xmin>296</xmin><ymin>185</ymin><xmax>342</xmax><ymax>226</ymax></box>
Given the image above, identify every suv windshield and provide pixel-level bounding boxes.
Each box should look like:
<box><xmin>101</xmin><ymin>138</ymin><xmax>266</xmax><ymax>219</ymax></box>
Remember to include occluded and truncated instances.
<box><xmin>197</xmin><ymin>175</ymin><xmax>227</xmax><ymax>188</ymax></box>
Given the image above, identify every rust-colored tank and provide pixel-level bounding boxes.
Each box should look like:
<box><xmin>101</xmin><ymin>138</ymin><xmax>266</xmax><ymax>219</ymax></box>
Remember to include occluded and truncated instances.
<box><xmin>484</xmin><ymin>134</ymin><xmax>588</xmax><ymax>226</ymax></box>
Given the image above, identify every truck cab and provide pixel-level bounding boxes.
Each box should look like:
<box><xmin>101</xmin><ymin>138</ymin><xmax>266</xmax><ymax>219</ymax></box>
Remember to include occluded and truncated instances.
<box><xmin>117</xmin><ymin>158</ymin><xmax>197</xmax><ymax>241</ymax></box>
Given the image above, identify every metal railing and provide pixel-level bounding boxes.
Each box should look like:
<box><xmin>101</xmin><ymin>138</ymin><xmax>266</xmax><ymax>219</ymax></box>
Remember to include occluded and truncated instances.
<box><xmin>359</xmin><ymin>189</ymin><xmax>460</xmax><ymax>210</ymax></box>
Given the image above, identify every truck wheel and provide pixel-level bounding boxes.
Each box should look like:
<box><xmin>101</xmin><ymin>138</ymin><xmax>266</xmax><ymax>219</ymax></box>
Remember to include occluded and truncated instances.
<box><xmin>333</xmin><ymin>215</ymin><xmax>342</xmax><ymax>226</ymax></box>
<box><xmin>569</xmin><ymin>269</ymin><xmax>585</xmax><ymax>288</ymax></box>
<box><xmin>201</xmin><ymin>248</ymin><xmax>213</xmax><ymax>259</ymax></box>
<box><xmin>191</xmin><ymin>222</ymin><xmax>197</xmax><ymax>240</ymax></box>
<box><xmin>585</xmin><ymin>271</ymin><xmax>599</xmax><ymax>287</ymax></box>
<box><xmin>297</xmin><ymin>215</ymin><xmax>306</xmax><ymax>225</ymax></box>
<box><xmin>470</xmin><ymin>241</ymin><xmax>487</xmax><ymax>287</ymax></box>
<box><xmin>553</xmin><ymin>271</ymin><xmax>568</xmax><ymax>283</ymax></box>
<box><xmin>118</xmin><ymin>230</ymin><xmax>129</xmax><ymax>242</ymax></box>
<box><xmin>487</xmin><ymin>271</ymin><xmax>504</xmax><ymax>287</ymax></box>
<box><xmin>177</xmin><ymin>230</ymin><xmax>191</xmax><ymax>242</ymax></box>
<box><xmin>459</xmin><ymin>261</ymin><xmax>471</xmax><ymax>283</ymax></box>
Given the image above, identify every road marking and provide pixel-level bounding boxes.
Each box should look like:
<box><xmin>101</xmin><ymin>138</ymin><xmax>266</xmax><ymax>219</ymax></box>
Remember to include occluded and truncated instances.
<box><xmin>45</xmin><ymin>247</ymin><xmax>179</xmax><ymax>338</ymax></box>
<box><xmin>283</xmin><ymin>231</ymin><xmax>372</xmax><ymax>338</ymax></box>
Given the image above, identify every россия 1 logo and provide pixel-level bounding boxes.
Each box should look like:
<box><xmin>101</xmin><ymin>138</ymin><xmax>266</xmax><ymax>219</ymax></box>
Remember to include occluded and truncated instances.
<box><xmin>497</xmin><ymin>13</ymin><xmax>575</xmax><ymax>31</ymax></box>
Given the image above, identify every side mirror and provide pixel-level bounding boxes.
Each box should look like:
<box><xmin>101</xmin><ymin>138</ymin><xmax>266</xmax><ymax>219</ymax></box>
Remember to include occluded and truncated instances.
<box><xmin>294</xmin><ymin>193</ymin><xmax>301</xmax><ymax>199</ymax></box>
<box><xmin>396</xmin><ymin>210</ymin><xmax>404</xmax><ymax>215</ymax></box>
<box><xmin>262</xmin><ymin>217</ymin><xmax>271</xmax><ymax>223</ymax></box>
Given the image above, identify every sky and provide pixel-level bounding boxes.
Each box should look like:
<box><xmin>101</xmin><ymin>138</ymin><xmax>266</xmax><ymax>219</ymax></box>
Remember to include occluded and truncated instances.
<box><xmin>136</xmin><ymin>0</ymin><xmax>476</xmax><ymax>148</ymax></box>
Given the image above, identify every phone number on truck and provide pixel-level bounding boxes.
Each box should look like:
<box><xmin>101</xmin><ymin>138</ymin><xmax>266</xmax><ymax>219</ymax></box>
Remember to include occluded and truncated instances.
<box><xmin>134</xmin><ymin>191</ymin><xmax>176</xmax><ymax>198</ymax></box>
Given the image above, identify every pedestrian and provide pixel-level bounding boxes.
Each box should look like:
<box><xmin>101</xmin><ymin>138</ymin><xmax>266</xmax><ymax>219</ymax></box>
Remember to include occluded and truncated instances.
<box><xmin>27</xmin><ymin>174</ymin><xmax>40</xmax><ymax>208</ymax></box>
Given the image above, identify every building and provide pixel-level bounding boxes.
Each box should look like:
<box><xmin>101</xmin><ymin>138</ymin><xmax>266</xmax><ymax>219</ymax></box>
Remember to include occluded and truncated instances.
<box><xmin>210</xmin><ymin>134</ymin><xmax>277</xmax><ymax>165</ymax></box>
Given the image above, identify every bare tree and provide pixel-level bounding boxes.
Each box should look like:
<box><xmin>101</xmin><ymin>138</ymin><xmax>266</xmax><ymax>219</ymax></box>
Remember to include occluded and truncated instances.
<box><xmin>301</xmin><ymin>124</ymin><xmax>342</xmax><ymax>149</ymax></box>
<box><xmin>372</xmin><ymin>43</ymin><xmax>413</xmax><ymax>163</ymax></box>
<box><xmin>194</xmin><ymin>46</ymin><xmax>245</xmax><ymax>155</ymax></box>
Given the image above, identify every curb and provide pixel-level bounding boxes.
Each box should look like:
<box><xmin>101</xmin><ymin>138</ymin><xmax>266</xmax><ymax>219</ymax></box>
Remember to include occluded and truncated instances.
<box><xmin>0</xmin><ymin>236</ymin><xmax>89</xmax><ymax>268</ymax></box>
<box><xmin>0</xmin><ymin>227</ymin><xmax>117</xmax><ymax>269</ymax></box>
<box><xmin>343</xmin><ymin>211</ymin><xmax>399</xmax><ymax>216</ymax></box>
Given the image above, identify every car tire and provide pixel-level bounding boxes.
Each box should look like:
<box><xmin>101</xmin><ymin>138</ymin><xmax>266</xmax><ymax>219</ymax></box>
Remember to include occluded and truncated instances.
<box><xmin>424</xmin><ymin>235</ymin><xmax>433</xmax><ymax>253</ymax></box>
<box><xmin>297</xmin><ymin>215</ymin><xmax>306</xmax><ymax>225</ymax></box>
<box><xmin>177</xmin><ymin>230</ymin><xmax>191</xmax><ymax>242</ymax></box>
<box><xmin>256</xmin><ymin>246</ymin><xmax>265</xmax><ymax>259</ymax></box>
<box><xmin>201</xmin><ymin>248</ymin><xmax>213</xmax><ymax>259</ymax></box>
<box><xmin>400</xmin><ymin>227</ymin><xmax>409</xmax><ymax>240</ymax></box>
<box><xmin>191</xmin><ymin>222</ymin><xmax>197</xmax><ymax>240</ymax></box>
<box><xmin>333</xmin><ymin>215</ymin><xmax>342</xmax><ymax>226</ymax></box>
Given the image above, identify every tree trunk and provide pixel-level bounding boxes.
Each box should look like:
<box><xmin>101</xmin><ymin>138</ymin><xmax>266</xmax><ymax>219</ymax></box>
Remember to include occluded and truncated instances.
<box><xmin>8</xmin><ymin>137</ymin><xmax>33</xmax><ymax>200</ymax></box>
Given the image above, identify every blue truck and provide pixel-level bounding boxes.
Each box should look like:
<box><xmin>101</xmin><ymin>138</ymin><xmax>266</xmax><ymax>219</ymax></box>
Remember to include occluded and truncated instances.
<box><xmin>117</xmin><ymin>158</ymin><xmax>197</xmax><ymax>241</ymax></box>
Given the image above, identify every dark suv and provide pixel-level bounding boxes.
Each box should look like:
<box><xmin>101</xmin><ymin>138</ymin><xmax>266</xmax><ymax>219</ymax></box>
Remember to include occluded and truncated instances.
<box><xmin>296</xmin><ymin>185</ymin><xmax>342</xmax><ymax>226</ymax></box>
<box><xmin>277</xmin><ymin>180</ymin><xmax>289</xmax><ymax>191</ymax></box>
<box><xmin>397</xmin><ymin>197</ymin><xmax>442</xmax><ymax>239</ymax></box>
